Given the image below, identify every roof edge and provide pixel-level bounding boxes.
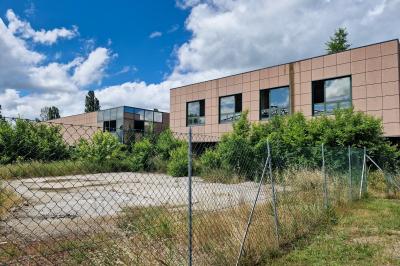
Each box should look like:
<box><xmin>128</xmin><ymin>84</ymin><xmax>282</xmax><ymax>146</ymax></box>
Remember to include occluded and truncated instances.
<box><xmin>170</xmin><ymin>38</ymin><xmax>399</xmax><ymax>91</ymax></box>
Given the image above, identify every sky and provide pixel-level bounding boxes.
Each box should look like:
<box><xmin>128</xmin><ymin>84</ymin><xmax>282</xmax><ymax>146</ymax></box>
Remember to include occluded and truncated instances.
<box><xmin>0</xmin><ymin>0</ymin><xmax>400</xmax><ymax>119</ymax></box>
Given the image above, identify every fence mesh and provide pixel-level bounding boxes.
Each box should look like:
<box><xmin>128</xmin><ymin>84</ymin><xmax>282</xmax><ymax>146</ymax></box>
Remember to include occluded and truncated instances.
<box><xmin>0</xmin><ymin>117</ymin><xmax>396</xmax><ymax>265</ymax></box>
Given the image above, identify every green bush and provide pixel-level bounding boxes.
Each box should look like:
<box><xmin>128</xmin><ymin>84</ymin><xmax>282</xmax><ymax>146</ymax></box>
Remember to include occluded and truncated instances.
<box><xmin>0</xmin><ymin>119</ymin><xmax>69</xmax><ymax>164</ymax></box>
<box><xmin>200</xmin><ymin>149</ymin><xmax>221</xmax><ymax>170</ymax></box>
<box><xmin>75</xmin><ymin>131</ymin><xmax>125</xmax><ymax>163</ymax></box>
<box><xmin>156</xmin><ymin>129</ymin><xmax>184</xmax><ymax>160</ymax></box>
<box><xmin>167</xmin><ymin>145</ymin><xmax>188</xmax><ymax>177</ymax></box>
<box><xmin>127</xmin><ymin>138</ymin><xmax>154</xmax><ymax>171</ymax></box>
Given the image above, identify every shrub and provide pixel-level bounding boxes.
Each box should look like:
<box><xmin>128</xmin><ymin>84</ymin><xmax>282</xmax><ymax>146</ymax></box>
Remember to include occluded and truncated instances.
<box><xmin>156</xmin><ymin>129</ymin><xmax>184</xmax><ymax>160</ymax></box>
<box><xmin>0</xmin><ymin>119</ymin><xmax>69</xmax><ymax>164</ymax></box>
<box><xmin>75</xmin><ymin>131</ymin><xmax>125</xmax><ymax>163</ymax></box>
<box><xmin>167</xmin><ymin>145</ymin><xmax>188</xmax><ymax>177</ymax></box>
<box><xmin>126</xmin><ymin>138</ymin><xmax>154</xmax><ymax>171</ymax></box>
<box><xmin>200</xmin><ymin>149</ymin><xmax>221</xmax><ymax>170</ymax></box>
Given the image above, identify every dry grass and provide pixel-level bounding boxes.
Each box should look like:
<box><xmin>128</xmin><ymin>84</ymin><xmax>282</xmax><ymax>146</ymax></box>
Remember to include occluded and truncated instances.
<box><xmin>0</xmin><ymin>186</ymin><xmax>22</xmax><ymax>219</ymax></box>
<box><xmin>0</xmin><ymin>169</ymin><xmax>355</xmax><ymax>265</ymax></box>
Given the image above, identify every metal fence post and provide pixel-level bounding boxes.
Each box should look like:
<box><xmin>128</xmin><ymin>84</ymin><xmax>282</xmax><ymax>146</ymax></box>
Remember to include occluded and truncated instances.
<box><xmin>359</xmin><ymin>147</ymin><xmax>366</xmax><ymax>199</ymax></box>
<box><xmin>322</xmin><ymin>143</ymin><xmax>328</xmax><ymax>209</ymax></box>
<box><xmin>348</xmin><ymin>146</ymin><xmax>352</xmax><ymax>201</ymax></box>
<box><xmin>267</xmin><ymin>140</ymin><xmax>280</xmax><ymax>244</ymax></box>
<box><xmin>187</xmin><ymin>127</ymin><xmax>193</xmax><ymax>266</ymax></box>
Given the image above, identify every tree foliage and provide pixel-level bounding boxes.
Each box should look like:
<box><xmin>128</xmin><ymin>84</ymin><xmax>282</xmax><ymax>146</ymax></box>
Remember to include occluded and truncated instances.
<box><xmin>85</xmin><ymin>90</ymin><xmax>100</xmax><ymax>113</ymax></box>
<box><xmin>75</xmin><ymin>131</ymin><xmax>125</xmax><ymax>163</ymax></box>
<box><xmin>201</xmin><ymin>108</ymin><xmax>400</xmax><ymax>179</ymax></box>
<box><xmin>40</xmin><ymin>106</ymin><xmax>60</xmax><ymax>121</ymax></box>
<box><xmin>325</xmin><ymin>27</ymin><xmax>351</xmax><ymax>54</ymax></box>
<box><xmin>0</xmin><ymin>119</ymin><xmax>68</xmax><ymax>164</ymax></box>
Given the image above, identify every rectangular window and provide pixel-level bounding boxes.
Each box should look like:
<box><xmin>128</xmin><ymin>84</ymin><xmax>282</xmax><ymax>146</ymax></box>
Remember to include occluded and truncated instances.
<box><xmin>145</xmin><ymin>110</ymin><xmax>154</xmax><ymax>122</ymax></box>
<box><xmin>109</xmin><ymin>120</ymin><xmax>117</xmax><ymax>132</ymax></box>
<box><xmin>219</xmin><ymin>94</ymin><xmax>242</xmax><ymax>123</ymax></box>
<box><xmin>187</xmin><ymin>100</ymin><xmax>205</xmax><ymax>126</ymax></box>
<box><xmin>260</xmin><ymin>86</ymin><xmax>290</xmax><ymax>119</ymax></box>
<box><xmin>103</xmin><ymin>120</ymin><xmax>117</xmax><ymax>132</ymax></box>
<box><xmin>154</xmin><ymin>112</ymin><xmax>163</xmax><ymax>123</ymax></box>
<box><xmin>312</xmin><ymin>76</ymin><xmax>351</xmax><ymax>116</ymax></box>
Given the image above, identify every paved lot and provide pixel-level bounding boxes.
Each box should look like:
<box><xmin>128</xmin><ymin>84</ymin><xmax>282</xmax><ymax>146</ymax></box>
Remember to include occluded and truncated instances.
<box><xmin>1</xmin><ymin>172</ymin><xmax>276</xmax><ymax>239</ymax></box>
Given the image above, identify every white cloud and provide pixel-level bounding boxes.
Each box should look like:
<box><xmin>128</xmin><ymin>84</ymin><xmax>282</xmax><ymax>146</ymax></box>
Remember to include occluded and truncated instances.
<box><xmin>6</xmin><ymin>9</ymin><xmax>78</xmax><ymax>45</ymax></box>
<box><xmin>72</xmin><ymin>48</ymin><xmax>111</xmax><ymax>86</ymax></box>
<box><xmin>2</xmin><ymin>1</ymin><xmax>400</xmax><ymax>119</ymax></box>
<box><xmin>149</xmin><ymin>31</ymin><xmax>162</xmax><ymax>39</ymax></box>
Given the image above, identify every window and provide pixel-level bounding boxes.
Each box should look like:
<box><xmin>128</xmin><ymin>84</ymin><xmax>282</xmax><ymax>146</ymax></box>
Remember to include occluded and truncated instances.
<box><xmin>145</xmin><ymin>110</ymin><xmax>154</xmax><ymax>121</ymax></box>
<box><xmin>312</xmin><ymin>76</ymin><xmax>351</xmax><ymax>116</ymax></box>
<box><xmin>187</xmin><ymin>100</ymin><xmax>205</xmax><ymax>126</ymax></box>
<box><xmin>103</xmin><ymin>120</ymin><xmax>117</xmax><ymax>132</ymax></box>
<box><xmin>154</xmin><ymin>112</ymin><xmax>163</xmax><ymax>123</ymax></box>
<box><xmin>260</xmin><ymin>86</ymin><xmax>290</xmax><ymax>119</ymax></box>
<box><xmin>219</xmin><ymin>94</ymin><xmax>242</xmax><ymax>123</ymax></box>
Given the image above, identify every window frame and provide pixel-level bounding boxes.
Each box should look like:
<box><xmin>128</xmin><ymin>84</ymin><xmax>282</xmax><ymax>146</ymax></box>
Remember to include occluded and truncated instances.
<box><xmin>186</xmin><ymin>99</ymin><xmax>205</xmax><ymax>126</ymax></box>
<box><xmin>219</xmin><ymin>93</ymin><xmax>242</xmax><ymax>124</ymax></box>
<box><xmin>259</xmin><ymin>86</ymin><xmax>291</xmax><ymax>120</ymax></box>
<box><xmin>312</xmin><ymin>75</ymin><xmax>352</xmax><ymax>116</ymax></box>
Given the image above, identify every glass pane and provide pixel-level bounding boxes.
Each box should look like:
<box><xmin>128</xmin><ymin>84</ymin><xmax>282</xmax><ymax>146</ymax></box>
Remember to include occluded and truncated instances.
<box><xmin>260</xmin><ymin>108</ymin><xmax>269</xmax><ymax>119</ymax></box>
<box><xmin>154</xmin><ymin>112</ymin><xmax>163</xmax><ymax>123</ymax></box>
<box><xmin>340</xmin><ymin>101</ymin><xmax>351</xmax><ymax>108</ymax></box>
<box><xmin>135</xmin><ymin>109</ymin><xmax>145</xmax><ymax>120</ymax></box>
<box><xmin>325</xmin><ymin>77</ymin><xmax>351</xmax><ymax>103</ymax></box>
<box><xmin>188</xmin><ymin>101</ymin><xmax>200</xmax><ymax>117</ymax></box>
<box><xmin>314</xmin><ymin>103</ymin><xmax>325</xmax><ymax>115</ymax></box>
<box><xmin>270</xmin><ymin>87</ymin><xmax>289</xmax><ymax>109</ymax></box>
<box><xmin>103</xmin><ymin>109</ymin><xmax>110</xmax><ymax>120</ymax></box>
<box><xmin>145</xmin><ymin>110</ymin><xmax>154</xmax><ymax>121</ymax></box>
<box><xmin>326</xmin><ymin>102</ymin><xmax>338</xmax><ymax>114</ymax></box>
<box><xmin>110</xmin><ymin>108</ymin><xmax>117</xmax><ymax>120</ymax></box>
<box><xmin>220</xmin><ymin>96</ymin><xmax>235</xmax><ymax>114</ymax></box>
<box><xmin>117</xmin><ymin>107</ymin><xmax>124</xmax><ymax>119</ymax></box>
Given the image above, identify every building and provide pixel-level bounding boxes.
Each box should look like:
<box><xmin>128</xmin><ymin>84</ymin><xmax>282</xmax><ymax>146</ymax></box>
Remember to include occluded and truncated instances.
<box><xmin>170</xmin><ymin>39</ymin><xmax>400</xmax><ymax>141</ymax></box>
<box><xmin>49</xmin><ymin>106</ymin><xmax>169</xmax><ymax>144</ymax></box>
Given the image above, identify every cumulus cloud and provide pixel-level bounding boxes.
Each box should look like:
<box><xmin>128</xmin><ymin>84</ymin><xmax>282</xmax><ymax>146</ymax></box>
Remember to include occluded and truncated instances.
<box><xmin>72</xmin><ymin>48</ymin><xmax>111</xmax><ymax>86</ymax></box>
<box><xmin>0</xmin><ymin>10</ymin><xmax>112</xmax><ymax>117</ymax></box>
<box><xmin>6</xmin><ymin>9</ymin><xmax>78</xmax><ymax>45</ymax></box>
<box><xmin>2</xmin><ymin>1</ymin><xmax>400</xmax><ymax>118</ymax></box>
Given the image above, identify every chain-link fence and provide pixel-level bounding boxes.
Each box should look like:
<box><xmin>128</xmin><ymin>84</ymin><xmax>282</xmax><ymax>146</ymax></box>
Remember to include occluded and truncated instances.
<box><xmin>0</xmin><ymin>117</ymin><xmax>396</xmax><ymax>265</ymax></box>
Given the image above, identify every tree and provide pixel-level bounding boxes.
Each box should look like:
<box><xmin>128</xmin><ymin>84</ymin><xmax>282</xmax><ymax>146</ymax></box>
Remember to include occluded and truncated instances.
<box><xmin>0</xmin><ymin>105</ymin><xmax>2</xmax><ymax>119</ymax></box>
<box><xmin>40</xmin><ymin>106</ymin><xmax>60</xmax><ymax>121</ymax></box>
<box><xmin>325</xmin><ymin>27</ymin><xmax>351</xmax><ymax>54</ymax></box>
<box><xmin>85</xmin><ymin>90</ymin><xmax>100</xmax><ymax>113</ymax></box>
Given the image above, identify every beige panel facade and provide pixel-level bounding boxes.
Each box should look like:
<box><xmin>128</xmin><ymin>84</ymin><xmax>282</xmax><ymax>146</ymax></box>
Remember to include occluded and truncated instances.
<box><xmin>47</xmin><ymin>112</ymin><xmax>100</xmax><ymax>144</ymax></box>
<box><xmin>170</xmin><ymin>39</ymin><xmax>400</xmax><ymax>139</ymax></box>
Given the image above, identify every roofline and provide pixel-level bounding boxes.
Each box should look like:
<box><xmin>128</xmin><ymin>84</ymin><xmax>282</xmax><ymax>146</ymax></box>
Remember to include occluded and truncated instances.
<box><xmin>170</xmin><ymin>38</ymin><xmax>399</xmax><ymax>91</ymax></box>
<box><xmin>50</xmin><ymin>105</ymin><xmax>169</xmax><ymax>121</ymax></box>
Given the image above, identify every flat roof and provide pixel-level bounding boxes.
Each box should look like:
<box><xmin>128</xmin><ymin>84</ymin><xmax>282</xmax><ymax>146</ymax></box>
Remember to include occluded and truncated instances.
<box><xmin>170</xmin><ymin>38</ymin><xmax>399</xmax><ymax>90</ymax></box>
<box><xmin>52</xmin><ymin>105</ymin><xmax>168</xmax><ymax>120</ymax></box>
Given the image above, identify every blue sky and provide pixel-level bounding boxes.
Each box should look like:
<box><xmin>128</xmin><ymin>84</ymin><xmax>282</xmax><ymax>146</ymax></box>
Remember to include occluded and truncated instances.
<box><xmin>0</xmin><ymin>0</ymin><xmax>190</xmax><ymax>87</ymax></box>
<box><xmin>0</xmin><ymin>0</ymin><xmax>399</xmax><ymax>118</ymax></box>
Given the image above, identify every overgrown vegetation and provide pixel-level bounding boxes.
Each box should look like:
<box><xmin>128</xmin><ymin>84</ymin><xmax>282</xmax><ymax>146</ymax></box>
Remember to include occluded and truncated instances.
<box><xmin>0</xmin><ymin>119</ymin><xmax>69</xmax><ymax>164</ymax></box>
<box><xmin>1</xmin><ymin>108</ymin><xmax>399</xmax><ymax>180</ymax></box>
<box><xmin>200</xmin><ymin>108</ymin><xmax>399</xmax><ymax>182</ymax></box>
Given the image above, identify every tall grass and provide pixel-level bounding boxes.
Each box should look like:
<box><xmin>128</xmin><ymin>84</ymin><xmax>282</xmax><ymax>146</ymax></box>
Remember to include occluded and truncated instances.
<box><xmin>0</xmin><ymin>160</ymin><xmax>134</xmax><ymax>179</ymax></box>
